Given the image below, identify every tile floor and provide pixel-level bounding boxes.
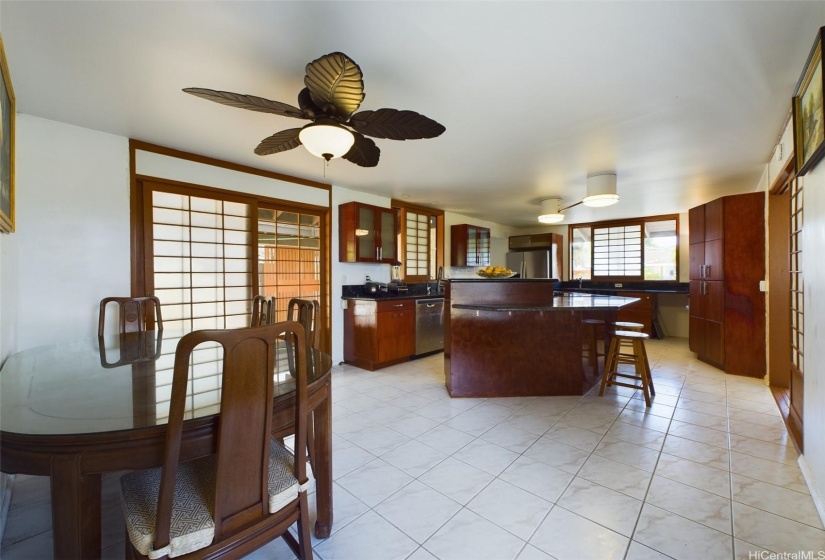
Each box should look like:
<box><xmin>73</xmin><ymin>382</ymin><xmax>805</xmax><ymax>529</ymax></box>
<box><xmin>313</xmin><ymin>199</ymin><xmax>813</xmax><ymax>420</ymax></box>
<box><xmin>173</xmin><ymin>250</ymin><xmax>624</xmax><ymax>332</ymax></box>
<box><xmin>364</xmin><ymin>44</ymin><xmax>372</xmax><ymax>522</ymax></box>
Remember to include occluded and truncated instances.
<box><xmin>3</xmin><ymin>337</ymin><xmax>825</xmax><ymax>559</ymax></box>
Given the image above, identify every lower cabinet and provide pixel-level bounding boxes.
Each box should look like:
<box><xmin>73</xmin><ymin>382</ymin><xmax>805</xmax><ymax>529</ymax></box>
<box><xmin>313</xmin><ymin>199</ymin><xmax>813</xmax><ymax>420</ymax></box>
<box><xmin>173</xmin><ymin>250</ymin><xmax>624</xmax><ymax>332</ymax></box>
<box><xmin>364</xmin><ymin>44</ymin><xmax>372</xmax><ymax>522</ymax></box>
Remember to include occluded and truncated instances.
<box><xmin>344</xmin><ymin>299</ymin><xmax>415</xmax><ymax>371</ymax></box>
<box><xmin>616</xmin><ymin>291</ymin><xmax>656</xmax><ymax>336</ymax></box>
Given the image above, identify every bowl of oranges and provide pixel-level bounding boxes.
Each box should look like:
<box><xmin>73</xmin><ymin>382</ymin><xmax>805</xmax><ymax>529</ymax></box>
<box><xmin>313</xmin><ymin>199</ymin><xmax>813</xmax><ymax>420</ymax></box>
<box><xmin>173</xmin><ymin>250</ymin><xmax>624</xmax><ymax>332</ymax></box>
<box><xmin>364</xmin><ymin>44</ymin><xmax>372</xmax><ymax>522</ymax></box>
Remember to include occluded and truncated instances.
<box><xmin>476</xmin><ymin>266</ymin><xmax>516</xmax><ymax>278</ymax></box>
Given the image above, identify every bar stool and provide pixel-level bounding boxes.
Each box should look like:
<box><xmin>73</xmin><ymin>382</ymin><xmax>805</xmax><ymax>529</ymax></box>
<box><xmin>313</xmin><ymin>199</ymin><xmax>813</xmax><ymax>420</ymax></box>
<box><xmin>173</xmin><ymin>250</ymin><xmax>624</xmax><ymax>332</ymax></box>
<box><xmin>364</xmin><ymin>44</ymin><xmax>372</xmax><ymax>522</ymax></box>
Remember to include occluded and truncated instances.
<box><xmin>612</xmin><ymin>321</ymin><xmax>652</xmax><ymax>383</ymax></box>
<box><xmin>600</xmin><ymin>329</ymin><xmax>655</xmax><ymax>406</ymax></box>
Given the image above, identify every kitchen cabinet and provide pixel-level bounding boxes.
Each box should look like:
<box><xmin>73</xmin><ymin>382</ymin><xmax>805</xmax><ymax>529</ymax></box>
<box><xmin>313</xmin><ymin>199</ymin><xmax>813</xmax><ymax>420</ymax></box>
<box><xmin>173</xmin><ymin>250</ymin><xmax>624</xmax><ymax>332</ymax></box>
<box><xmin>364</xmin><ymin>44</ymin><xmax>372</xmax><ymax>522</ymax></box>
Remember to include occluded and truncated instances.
<box><xmin>688</xmin><ymin>192</ymin><xmax>765</xmax><ymax>377</ymax></box>
<box><xmin>339</xmin><ymin>202</ymin><xmax>398</xmax><ymax>263</ymax></box>
<box><xmin>616</xmin><ymin>291</ymin><xmax>656</xmax><ymax>336</ymax></box>
<box><xmin>343</xmin><ymin>299</ymin><xmax>415</xmax><ymax>370</ymax></box>
<box><xmin>451</xmin><ymin>224</ymin><xmax>491</xmax><ymax>267</ymax></box>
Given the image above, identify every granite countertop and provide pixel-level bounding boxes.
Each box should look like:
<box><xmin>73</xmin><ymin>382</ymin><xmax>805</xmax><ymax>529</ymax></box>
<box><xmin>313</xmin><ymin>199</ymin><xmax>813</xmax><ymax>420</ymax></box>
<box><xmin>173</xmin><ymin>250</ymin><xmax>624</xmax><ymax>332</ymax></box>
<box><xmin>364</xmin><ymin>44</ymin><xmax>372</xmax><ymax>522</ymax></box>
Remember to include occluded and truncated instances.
<box><xmin>555</xmin><ymin>281</ymin><xmax>689</xmax><ymax>294</ymax></box>
<box><xmin>453</xmin><ymin>293</ymin><xmax>639</xmax><ymax>312</ymax></box>
<box><xmin>343</xmin><ymin>293</ymin><xmax>444</xmax><ymax>301</ymax></box>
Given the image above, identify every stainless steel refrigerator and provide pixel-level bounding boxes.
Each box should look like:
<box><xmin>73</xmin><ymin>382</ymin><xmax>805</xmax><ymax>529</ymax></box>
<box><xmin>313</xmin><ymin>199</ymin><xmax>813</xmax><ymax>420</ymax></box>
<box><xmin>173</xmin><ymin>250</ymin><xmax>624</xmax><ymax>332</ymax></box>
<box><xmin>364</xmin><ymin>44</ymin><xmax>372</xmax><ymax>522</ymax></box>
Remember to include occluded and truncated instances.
<box><xmin>506</xmin><ymin>249</ymin><xmax>558</xmax><ymax>279</ymax></box>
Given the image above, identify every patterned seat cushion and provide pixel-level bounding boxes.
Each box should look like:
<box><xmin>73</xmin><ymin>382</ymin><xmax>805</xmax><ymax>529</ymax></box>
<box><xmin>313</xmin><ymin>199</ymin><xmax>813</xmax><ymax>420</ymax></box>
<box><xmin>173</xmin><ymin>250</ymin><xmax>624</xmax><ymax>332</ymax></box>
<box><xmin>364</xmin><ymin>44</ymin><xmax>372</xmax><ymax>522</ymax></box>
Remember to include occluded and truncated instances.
<box><xmin>120</xmin><ymin>438</ymin><xmax>301</xmax><ymax>559</ymax></box>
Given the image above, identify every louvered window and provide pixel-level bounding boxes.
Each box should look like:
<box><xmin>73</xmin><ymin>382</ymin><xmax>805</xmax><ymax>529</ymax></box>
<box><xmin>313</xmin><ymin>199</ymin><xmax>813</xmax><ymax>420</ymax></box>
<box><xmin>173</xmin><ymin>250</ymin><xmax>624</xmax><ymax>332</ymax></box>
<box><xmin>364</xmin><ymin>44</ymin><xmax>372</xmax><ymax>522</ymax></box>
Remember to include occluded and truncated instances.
<box><xmin>394</xmin><ymin>201</ymin><xmax>444</xmax><ymax>283</ymax></box>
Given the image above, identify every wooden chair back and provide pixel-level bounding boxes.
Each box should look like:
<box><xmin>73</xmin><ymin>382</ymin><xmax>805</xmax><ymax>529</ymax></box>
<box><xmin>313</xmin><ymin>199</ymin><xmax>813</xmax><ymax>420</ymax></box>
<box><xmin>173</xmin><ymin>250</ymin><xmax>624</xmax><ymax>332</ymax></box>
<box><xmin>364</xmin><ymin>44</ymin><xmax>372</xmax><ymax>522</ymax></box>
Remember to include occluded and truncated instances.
<box><xmin>154</xmin><ymin>322</ymin><xmax>309</xmax><ymax>551</ymax></box>
<box><xmin>98</xmin><ymin>296</ymin><xmax>163</xmax><ymax>337</ymax></box>
<box><xmin>251</xmin><ymin>295</ymin><xmax>274</xmax><ymax>327</ymax></box>
<box><xmin>286</xmin><ymin>299</ymin><xmax>320</xmax><ymax>349</ymax></box>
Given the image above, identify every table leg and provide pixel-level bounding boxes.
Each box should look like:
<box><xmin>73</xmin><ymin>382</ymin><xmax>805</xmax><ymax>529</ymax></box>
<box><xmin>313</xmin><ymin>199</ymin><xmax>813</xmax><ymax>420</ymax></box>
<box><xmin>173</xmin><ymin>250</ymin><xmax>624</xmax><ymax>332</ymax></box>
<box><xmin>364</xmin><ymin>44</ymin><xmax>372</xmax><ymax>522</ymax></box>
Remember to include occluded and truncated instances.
<box><xmin>50</xmin><ymin>454</ymin><xmax>101</xmax><ymax>560</ymax></box>
<box><xmin>313</xmin><ymin>384</ymin><xmax>333</xmax><ymax>539</ymax></box>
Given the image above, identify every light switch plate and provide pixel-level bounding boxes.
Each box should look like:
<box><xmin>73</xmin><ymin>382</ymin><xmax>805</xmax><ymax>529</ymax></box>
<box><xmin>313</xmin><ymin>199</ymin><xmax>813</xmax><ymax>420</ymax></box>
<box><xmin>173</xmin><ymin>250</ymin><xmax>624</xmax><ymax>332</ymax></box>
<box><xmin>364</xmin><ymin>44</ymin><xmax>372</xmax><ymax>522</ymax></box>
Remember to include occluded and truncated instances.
<box><xmin>759</xmin><ymin>280</ymin><xmax>767</xmax><ymax>292</ymax></box>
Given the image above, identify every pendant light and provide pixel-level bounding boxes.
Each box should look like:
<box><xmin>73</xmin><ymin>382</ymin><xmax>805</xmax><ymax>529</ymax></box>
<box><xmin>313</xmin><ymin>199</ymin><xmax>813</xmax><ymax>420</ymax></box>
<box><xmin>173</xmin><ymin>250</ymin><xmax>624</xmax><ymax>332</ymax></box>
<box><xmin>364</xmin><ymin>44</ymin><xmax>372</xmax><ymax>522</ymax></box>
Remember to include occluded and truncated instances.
<box><xmin>582</xmin><ymin>173</ymin><xmax>619</xmax><ymax>207</ymax></box>
<box><xmin>299</xmin><ymin>122</ymin><xmax>355</xmax><ymax>161</ymax></box>
<box><xmin>538</xmin><ymin>197</ymin><xmax>565</xmax><ymax>224</ymax></box>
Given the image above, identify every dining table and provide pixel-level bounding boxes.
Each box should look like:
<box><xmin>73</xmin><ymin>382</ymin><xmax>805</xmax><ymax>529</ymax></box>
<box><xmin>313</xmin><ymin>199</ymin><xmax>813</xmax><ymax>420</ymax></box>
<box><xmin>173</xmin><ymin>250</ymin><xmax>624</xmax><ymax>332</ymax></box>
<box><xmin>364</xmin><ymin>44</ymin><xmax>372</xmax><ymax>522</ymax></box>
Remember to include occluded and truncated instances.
<box><xmin>0</xmin><ymin>329</ymin><xmax>334</xmax><ymax>560</ymax></box>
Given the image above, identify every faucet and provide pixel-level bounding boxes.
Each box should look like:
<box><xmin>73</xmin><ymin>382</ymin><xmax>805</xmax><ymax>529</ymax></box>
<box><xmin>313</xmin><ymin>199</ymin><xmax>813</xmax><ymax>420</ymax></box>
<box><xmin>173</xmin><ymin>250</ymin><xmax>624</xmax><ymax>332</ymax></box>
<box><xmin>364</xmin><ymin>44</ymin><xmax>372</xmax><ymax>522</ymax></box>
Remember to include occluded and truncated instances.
<box><xmin>436</xmin><ymin>266</ymin><xmax>445</xmax><ymax>294</ymax></box>
<box><xmin>577</xmin><ymin>276</ymin><xmax>583</xmax><ymax>289</ymax></box>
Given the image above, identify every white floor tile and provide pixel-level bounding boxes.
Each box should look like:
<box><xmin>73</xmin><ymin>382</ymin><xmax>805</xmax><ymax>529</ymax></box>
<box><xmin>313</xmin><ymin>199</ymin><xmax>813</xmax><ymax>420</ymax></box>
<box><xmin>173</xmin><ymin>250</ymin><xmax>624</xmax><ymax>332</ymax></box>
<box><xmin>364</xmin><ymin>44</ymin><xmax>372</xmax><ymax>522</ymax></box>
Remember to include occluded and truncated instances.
<box><xmin>452</xmin><ymin>439</ymin><xmax>519</xmax><ymax>476</ymax></box>
<box><xmin>557</xmin><ymin>477</ymin><xmax>643</xmax><ymax>537</ymax></box>
<box><xmin>418</xmin><ymin>457</ymin><xmax>494</xmax><ymax>505</ymax></box>
<box><xmin>374</xmin><ymin>480</ymin><xmax>461</xmax><ymax>544</ymax></box>
<box><xmin>732</xmin><ymin>502</ymin><xmax>825</xmax><ymax>553</ymax></box>
<box><xmin>633</xmin><ymin>504</ymin><xmax>733</xmax><ymax>560</ymax></box>
<box><xmin>466</xmin><ymin>479</ymin><xmax>553</xmax><ymax>540</ymax></box>
<box><xmin>336</xmin><ymin>458</ymin><xmax>413</xmax><ymax>508</ymax></box>
<box><xmin>530</xmin><ymin>506</ymin><xmax>629</xmax><ymax>560</ymax></box>
<box><xmin>314</xmin><ymin>510</ymin><xmax>418</xmax><ymax>560</ymax></box>
<box><xmin>645</xmin><ymin>475</ymin><xmax>732</xmax><ymax>534</ymax></box>
<box><xmin>380</xmin><ymin>439</ymin><xmax>448</xmax><ymax>478</ymax></box>
<box><xmin>424</xmin><ymin>508</ymin><xmax>526</xmax><ymax>560</ymax></box>
<box><xmin>498</xmin><ymin>456</ymin><xmax>575</xmax><ymax>503</ymax></box>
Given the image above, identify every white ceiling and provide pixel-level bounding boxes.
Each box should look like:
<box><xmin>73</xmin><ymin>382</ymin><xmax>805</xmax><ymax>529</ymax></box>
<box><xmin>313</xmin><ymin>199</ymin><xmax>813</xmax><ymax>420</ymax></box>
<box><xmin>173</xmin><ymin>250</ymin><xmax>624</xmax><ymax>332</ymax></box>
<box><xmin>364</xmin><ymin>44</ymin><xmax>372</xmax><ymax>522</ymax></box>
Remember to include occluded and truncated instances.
<box><xmin>2</xmin><ymin>1</ymin><xmax>822</xmax><ymax>227</ymax></box>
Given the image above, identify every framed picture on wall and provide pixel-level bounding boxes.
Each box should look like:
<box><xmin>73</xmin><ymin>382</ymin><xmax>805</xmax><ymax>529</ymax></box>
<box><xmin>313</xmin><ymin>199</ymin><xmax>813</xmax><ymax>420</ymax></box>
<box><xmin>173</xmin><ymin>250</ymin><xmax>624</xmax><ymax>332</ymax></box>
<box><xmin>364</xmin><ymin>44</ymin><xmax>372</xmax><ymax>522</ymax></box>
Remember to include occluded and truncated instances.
<box><xmin>793</xmin><ymin>26</ymin><xmax>825</xmax><ymax>176</ymax></box>
<box><xmin>0</xmin><ymin>34</ymin><xmax>15</xmax><ymax>233</ymax></box>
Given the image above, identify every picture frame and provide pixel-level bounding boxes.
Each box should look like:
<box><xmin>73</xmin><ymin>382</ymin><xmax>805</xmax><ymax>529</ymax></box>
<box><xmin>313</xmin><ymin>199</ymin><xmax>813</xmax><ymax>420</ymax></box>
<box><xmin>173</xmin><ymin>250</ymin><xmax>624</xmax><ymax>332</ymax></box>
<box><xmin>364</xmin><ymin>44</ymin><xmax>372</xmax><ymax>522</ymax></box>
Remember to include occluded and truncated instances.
<box><xmin>793</xmin><ymin>26</ymin><xmax>825</xmax><ymax>177</ymax></box>
<box><xmin>0</xmin><ymin>34</ymin><xmax>15</xmax><ymax>233</ymax></box>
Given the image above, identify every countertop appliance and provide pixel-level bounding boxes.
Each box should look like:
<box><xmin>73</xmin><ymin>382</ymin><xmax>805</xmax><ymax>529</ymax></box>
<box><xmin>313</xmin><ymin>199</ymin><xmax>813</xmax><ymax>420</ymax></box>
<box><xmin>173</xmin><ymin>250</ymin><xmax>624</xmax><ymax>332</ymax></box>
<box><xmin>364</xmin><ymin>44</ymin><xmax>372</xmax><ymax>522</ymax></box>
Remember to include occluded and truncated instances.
<box><xmin>415</xmin><ymin>298</ymin><xmax>444</xmax><ymax>355</ymax></box>
<box><xmin>506</xmin><ymin>248</ymin><xmax>559</xmax><ymax>279</ymax></box>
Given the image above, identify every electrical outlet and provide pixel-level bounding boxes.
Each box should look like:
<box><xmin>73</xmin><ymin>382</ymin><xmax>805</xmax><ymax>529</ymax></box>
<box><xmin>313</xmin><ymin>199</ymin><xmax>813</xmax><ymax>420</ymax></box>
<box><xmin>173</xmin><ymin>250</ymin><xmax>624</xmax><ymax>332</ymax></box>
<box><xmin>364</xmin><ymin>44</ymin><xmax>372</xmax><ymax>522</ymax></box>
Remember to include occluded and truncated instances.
<box><xmin>615</xmin><ymin>283</ymin><xmax>623</xmax><ymax>288</ymax></box>
<box><xmin>341</xmin><ymin>300</ymin><xmax>348</xmax><ymax>309</ymax></box>
<box><xmin>759</xmin><ymin>280</ymin><xmax>767</xmax><ymax>292</ymax></box>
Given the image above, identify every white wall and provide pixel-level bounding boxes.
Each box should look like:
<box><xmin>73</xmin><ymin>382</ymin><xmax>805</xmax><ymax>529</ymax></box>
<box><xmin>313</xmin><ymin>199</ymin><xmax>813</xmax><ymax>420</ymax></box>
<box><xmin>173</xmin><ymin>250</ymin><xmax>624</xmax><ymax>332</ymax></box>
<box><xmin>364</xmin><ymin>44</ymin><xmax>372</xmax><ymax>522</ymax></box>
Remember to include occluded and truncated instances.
<box><xmin>801</xmin><ymin>163</ymin><xmax>825</xmax><ymax>521</ymax></box>
<box><xmin>444</xmin><ymin>211</ymin><xmax>519</xmax><ymax>276</ymax></box>
<box><xmin>330</xmin><ymin>186</ymin><xmax>394</xmax><ymax>364</ymax></box>
<box><xmin>14</xmin><ymin>115</ymin><xmax>131</xmax><ymax>349</ymax></box>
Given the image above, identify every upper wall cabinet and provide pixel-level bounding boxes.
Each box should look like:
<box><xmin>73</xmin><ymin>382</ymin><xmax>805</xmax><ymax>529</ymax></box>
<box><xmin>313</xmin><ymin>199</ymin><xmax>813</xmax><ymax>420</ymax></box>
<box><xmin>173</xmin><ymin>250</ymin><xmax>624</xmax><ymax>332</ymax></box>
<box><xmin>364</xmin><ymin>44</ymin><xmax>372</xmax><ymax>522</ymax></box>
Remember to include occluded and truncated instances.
<box><xmin>339</xmin><ymin>202</ymin><xmax>398</xmax><ymax>263</ymax></box>
<box><xmin>451</xmin><ymin>224</ymin><xmax>491</xmax><ymax>267</ymax></box>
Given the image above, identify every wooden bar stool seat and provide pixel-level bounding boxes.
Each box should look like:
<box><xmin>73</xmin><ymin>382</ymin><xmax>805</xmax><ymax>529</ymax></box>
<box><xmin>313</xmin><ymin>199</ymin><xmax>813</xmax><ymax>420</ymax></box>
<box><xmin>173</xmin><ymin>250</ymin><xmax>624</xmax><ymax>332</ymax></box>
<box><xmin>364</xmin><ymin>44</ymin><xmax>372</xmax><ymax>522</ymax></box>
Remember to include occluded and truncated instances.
<box><xmin>612</xmin><ymin>321</ymin><xmax>652</xmax><ymax>381</ymax></box>
<box><xmin>600</xmin><ymin>329</ymin><xmax>655</xmax><ymax>406</ymax></box>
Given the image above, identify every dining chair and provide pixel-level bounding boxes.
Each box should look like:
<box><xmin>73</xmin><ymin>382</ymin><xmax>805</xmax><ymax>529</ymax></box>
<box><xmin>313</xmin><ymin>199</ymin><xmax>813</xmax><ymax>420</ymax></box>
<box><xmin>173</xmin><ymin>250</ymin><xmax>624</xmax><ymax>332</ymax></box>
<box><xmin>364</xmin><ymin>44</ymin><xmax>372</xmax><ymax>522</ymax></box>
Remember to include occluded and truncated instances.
<box><xmin>250</xmin><ymin>295</ymin><xmax>274</xmax><ymax>327</ymax></box>
<box><xmin>98</xmin><ymin>296</ymin><xmax>163</xmax><ymax>337</ymax></box>
<box><xmin>119</xmin><ymin>322</ymin><xmax>313</xmax><ymax>559</ymax></box>
<box><xmin>286</xmin><ymin>299</ymin><xmax>321</xmax><ymax>350</ymax></box>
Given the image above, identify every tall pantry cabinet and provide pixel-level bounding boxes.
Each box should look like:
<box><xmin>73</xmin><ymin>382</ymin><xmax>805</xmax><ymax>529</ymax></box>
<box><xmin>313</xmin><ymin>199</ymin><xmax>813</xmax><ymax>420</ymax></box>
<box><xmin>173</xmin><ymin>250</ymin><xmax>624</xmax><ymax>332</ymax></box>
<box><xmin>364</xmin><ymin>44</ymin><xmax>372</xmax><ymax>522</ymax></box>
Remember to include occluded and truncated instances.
<box><xmin>688</xmin><ymin>192</ymin><xmax>765</xmax><ymax>377</ymax></box>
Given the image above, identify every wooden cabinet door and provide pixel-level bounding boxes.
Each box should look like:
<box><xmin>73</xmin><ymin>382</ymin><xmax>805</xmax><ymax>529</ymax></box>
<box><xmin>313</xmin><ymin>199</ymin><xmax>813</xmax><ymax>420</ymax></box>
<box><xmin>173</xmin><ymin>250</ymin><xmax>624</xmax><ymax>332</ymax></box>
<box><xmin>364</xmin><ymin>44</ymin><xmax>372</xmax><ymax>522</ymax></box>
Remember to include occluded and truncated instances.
<box><xmin>616</xmin><ymin>292</ymin><xmax>654</xmax><ymax>335</ymax></box>
<box><xmin>688</xmin><ymin>206</ymin><xmax>705</xmax><ymax>245</ymax></box>
<box><xmin>689</xmin><ymin>281</ymin><xmax>705</xmax><ymax>319</ymax></box>
<box><xmin>377</xmin><ymin>208</ymin><xmax>398</xmax><ymax>263</ymax></box>
<box><xmin>704</xmin><ymin>280</ymin><xmax>725</xmax><ymax>323</ymax></box>
<box><xmin>704</xmin><ymin>319</ymin><xmax>725</xmax><ymax>365</ymax></box>
<box><xmin>452</xmin><ymin>224</ymin><xmax>491</xmax><ymax>267</ymax></box>
<box><xmin>377</xmin><ymin>309</ymin><xmax>415</xmax><ymax>362</ymax></box>
<box><xmin>339</xmin><ymin>202</ymin><xmax>398</xmax><ymax>263</ymax></box>
<box><xmin>704</xmin><ymin>239</ymin><xmax>724</xmax><ymax>281</ymax></box>
<box><xmin>689</xmin><ymin>316</ymin><xmax>705</xmax><ymax>354</ymax></box>
<box><xmin>356</xmin><ymin>205</ymin><xmax>378</xmax><ymax>261</ymax></box>
<box><xmin>475</xmin><ymin>227</ymin><xmax>491</xmax><ymax>266</ymax></box>
<box><xmin>704</xmin><ymin>198</ymin><xmax>724</xmax><ymax>241</ymax></box>
<box><xmin>689</xmin><ymin>243</ymin><xmax>705</xmax><ymax>280</ymax></box>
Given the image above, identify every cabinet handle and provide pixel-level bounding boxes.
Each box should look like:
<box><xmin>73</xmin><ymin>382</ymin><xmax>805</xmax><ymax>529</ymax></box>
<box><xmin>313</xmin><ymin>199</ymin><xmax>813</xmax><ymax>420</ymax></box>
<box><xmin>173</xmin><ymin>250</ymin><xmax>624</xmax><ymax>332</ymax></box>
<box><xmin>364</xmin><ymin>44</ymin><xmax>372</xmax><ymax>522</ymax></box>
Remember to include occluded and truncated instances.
<box><xmin>705</xmin><ymin>264</ymin><xmax>711</xmax><ymax>277</ymax></box>
<box><xmin>380</xmin><ymin>247</ymin><xmax>383</xmax><ymax>260</ymax></box>
<box><xmin>392</xmin><ymin>304</ymin><xmax>404</xmax><ymax>308</ymax></box>
<box><xmin>700</xmin><ymin>264</ymin><xmax>705</xmax><ymax>278</ymax></box>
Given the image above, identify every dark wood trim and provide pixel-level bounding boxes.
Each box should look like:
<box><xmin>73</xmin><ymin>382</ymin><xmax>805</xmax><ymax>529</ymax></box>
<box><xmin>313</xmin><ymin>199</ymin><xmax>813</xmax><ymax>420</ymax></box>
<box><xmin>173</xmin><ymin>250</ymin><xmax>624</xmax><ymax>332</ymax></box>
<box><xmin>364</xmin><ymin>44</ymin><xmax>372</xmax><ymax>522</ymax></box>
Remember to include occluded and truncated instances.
<box><xmin>390</xmin><ymin>199</ymin><xmax>445</xmax><ymax>217</ymax></box>
<box><xmin>130</xmin><ymin>140</ymin><xmax>331</xmax><ymax>191</ymax></box>
<box><xmin>768</xmin><ymin>188</ymin><xmax>791</xmax><ymax>388</ymax></box>
<box><xmin>567</xmin><ymin>213</ymin><xmax>681</xmax><ymax>282</ymax></box>
<box><xmin>129</xmin><ymin>142</ymin><xmax>144</xmax><ymax>297</ymax></box>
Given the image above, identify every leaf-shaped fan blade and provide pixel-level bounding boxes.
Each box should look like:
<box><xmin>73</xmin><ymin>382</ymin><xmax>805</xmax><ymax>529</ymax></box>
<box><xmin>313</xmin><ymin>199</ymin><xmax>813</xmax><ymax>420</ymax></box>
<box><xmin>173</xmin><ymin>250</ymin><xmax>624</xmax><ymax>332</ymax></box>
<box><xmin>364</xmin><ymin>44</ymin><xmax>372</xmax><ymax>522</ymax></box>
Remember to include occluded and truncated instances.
<box><xmin>349</xmin><ymin>108</ymin><xmax>446</xmax><ymax>140</ymax></box>
<box><xmin>183</xmin><ymin>88</ymin><xmax>306</xmax><ymax>119</ymax></box>
<box><xmin>343</xmin><ymin>132</ymin><xmax>380</xmax><ymax>167</ymax></box>
<box><xmin>304</xmin><ymin>52</ymin><xmax>365</xmax><ymax>118</ymax></box>
<box><xmin>254</xmin><ymin>128</ymin><xmax>303</xmax><ymax>156</ymax></box>
<box><xmin>297</xmin><ymin>87</ymin><xmax>321</xmax><ymax>119</ymax></box>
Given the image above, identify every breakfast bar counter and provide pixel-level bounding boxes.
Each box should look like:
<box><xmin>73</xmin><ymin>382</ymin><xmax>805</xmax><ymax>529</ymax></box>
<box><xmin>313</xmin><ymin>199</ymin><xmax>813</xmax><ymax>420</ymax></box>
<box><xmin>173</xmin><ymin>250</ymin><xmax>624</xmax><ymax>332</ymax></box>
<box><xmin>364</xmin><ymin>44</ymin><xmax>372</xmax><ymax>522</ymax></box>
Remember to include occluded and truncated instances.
<box><xmin>445</xmin><ymin>279</ymin><xmax>637</xmax><ymax>398</ymax></box>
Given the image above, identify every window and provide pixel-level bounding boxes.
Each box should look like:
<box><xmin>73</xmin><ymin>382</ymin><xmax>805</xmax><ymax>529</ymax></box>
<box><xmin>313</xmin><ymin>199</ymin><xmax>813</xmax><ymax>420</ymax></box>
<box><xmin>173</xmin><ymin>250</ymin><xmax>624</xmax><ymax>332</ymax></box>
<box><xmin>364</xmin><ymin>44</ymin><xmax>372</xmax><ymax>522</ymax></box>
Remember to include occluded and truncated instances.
<box><xmin>569</xmin><ymin>215</ymin><xmax>678</xmax><ymax>281</ymax></box>
<box><xmin>392</xmin><ymin>200</ymin><xmax>444</xmax><ymax>283</ymax></box>
<box><xmin>135</xmin><ymin>179</ymin><xmax>328</xmax><ymax>334</ymax></box>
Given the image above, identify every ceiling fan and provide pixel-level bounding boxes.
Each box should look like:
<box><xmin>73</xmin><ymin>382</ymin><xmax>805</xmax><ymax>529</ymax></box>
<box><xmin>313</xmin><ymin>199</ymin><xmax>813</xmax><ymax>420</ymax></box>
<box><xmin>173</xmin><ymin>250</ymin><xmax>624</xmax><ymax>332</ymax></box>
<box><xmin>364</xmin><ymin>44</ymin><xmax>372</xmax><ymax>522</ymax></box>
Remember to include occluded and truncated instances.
<box><xmin>183</xmin><ymin>52</ymin><xmax>446</xmax><ymax>167</ymax></box>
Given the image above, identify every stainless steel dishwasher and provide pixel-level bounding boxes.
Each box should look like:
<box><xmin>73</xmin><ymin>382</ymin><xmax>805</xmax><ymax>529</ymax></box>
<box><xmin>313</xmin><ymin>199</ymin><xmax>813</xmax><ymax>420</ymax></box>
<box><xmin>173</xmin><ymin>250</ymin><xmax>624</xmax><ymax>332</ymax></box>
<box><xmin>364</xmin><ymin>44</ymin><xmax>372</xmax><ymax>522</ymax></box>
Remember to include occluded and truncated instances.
<box><xmin>415</xmin><ymin>298</ymin><xmax>445</xmax><ymax>355</ymax></box>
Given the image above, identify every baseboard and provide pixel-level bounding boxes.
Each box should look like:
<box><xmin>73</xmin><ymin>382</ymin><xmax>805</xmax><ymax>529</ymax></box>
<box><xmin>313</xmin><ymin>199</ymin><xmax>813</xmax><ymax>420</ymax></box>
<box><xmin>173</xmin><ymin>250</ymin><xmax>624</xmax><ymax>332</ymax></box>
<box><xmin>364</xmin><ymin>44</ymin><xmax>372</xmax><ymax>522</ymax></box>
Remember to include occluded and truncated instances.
<box><xmin>798</xmin><ymin>454</ymin><xmax>825</xmax><ymax>527</ymax></box>
<box><xmin>0</xmin><ymin>473</ymin><xmax>15</xmax><ymax>543</ymax></box>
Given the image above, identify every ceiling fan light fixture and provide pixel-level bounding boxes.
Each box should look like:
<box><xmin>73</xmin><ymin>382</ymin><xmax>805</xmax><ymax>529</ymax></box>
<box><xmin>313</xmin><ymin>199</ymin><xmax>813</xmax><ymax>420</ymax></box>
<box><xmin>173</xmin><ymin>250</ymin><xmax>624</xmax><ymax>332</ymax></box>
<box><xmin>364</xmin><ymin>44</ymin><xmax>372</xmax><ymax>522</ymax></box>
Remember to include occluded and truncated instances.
<box><xmin>299</xmin><ymin>122</ymin><xmax>355</xmax><ymax>161</ymax></box>
<box><xmin>538</xmin><ymin>197</ymin><xmax>565</xmax><ymax>224</ymax></box>
<box><xmin>582</xmin><ymin>173</ymin><xmax>619</xmax><ymax>207</ymax></box>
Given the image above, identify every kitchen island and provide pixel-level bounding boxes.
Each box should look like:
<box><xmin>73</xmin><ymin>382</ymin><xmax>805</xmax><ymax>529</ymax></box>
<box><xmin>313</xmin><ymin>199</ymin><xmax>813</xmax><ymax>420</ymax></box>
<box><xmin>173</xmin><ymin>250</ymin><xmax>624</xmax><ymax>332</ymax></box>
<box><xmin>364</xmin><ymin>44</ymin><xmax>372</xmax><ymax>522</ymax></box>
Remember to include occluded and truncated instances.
<box><xmin>445</xmin><ymin>278</ymin><xmax>637</xmax><ymax>397</ymax></box>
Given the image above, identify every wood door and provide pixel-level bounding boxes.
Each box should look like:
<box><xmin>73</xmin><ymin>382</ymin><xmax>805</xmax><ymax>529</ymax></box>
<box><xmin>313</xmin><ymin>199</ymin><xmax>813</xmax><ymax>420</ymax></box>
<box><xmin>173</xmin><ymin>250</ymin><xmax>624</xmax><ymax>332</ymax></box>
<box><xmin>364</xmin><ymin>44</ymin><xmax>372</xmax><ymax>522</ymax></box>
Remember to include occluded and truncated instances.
<box><xmin>689</xmin><ymin>316</ymin><xmax>706</xmax><ymax>355</ymax></box>
<box><xmin>704</xmin><ymin>239</ymin><xmax>724</xmax><ymax>281</ymax></box>
<box><xmin>704</xmin><ymin>319</ymin><xmax>725</xmax><ymax>366</ymax></box>
<box><xmin>689</xmin><ymin>243</ymin><xmax>705</xmax><ymax>280</ymax></box>
<box><xmin>704</xmin><ymin>198</ymin><xmax>724</xmax><ymax>241</ymax></box>
<box><xmin>704</xmin><ymin>280</ymin><xmax>725</xmax><ymax>323</ymax></box>
<box><xmin>688</xmin><ymin>206</ymin><xmax>705</xmax><ymax>245</ymax></box>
